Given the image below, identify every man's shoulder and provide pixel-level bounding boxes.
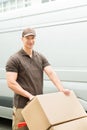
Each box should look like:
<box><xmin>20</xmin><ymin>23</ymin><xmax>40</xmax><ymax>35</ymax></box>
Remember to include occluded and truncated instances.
<box><xmin>34</xmin><ymin>50</ymin><xmax>49</xmax><ymax>62</ymax></box>
<box><xmin>34</xmin><ymin>50</ymin><xmax>44</xmax><ymax>57</ymax></box>
<box><xmin>7</xmin><ymin>49</ymin><xmax>22</xmax><ymax>62</ymax></box>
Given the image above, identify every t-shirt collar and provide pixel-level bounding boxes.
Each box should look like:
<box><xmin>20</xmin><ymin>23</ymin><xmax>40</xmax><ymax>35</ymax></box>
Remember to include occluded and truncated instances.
<box><xmin>20</xmin><ymin>48</ymin><xmax>37</xmax><ymax>57</ymax></box>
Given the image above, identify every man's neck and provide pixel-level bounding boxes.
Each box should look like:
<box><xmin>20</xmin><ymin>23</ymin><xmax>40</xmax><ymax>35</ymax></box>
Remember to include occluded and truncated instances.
<box><xmin>23</xmin><ymin>47</ymin><xmax>33</xmax><ymax>57</ymax></box>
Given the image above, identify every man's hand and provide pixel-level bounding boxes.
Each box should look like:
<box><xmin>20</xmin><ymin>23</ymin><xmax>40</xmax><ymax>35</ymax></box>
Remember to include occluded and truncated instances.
<box><xmin>29</xmin><ymin>94</ymin><xmax>35</xmax><ymax>100</ymax></box>
<box><xmin>61</xmin><ymin>89</ymin><xmax>71</xmax><ymax>95</ymax></box>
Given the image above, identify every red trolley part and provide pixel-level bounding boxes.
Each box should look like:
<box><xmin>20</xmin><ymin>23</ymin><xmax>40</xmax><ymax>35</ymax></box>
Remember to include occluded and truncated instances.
<box><xmin>17</xmin><ymin>122</ymin><xmax>27</xmax><ymax>128</ymax></box>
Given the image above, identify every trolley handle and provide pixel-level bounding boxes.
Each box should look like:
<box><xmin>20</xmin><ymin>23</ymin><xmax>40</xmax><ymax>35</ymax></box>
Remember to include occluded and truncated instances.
<box><xmin>17</xmin><ymin>122</ymin><xmax>27</xmax><ymax>128</ymax></box>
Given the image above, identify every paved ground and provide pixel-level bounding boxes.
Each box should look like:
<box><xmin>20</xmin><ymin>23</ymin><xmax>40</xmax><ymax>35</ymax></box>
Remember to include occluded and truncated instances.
<box><xmin>0</xmin><ymin>118</ymin><xmax>12</xmax><ymax>130</ymax></box>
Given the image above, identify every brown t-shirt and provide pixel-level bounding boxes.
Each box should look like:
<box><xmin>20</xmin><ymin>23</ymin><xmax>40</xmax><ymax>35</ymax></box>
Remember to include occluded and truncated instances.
<box><xmin>6</xmin><ymin>49</ymin><xmax>50</xmax><ymax>108</ymax></box>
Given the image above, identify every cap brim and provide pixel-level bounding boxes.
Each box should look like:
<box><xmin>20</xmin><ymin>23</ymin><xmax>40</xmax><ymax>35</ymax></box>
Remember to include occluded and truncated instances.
<box><xmin>24</xmin><ymin>33</ymin><xmax>35</xmax><ymax>37</ymax></box>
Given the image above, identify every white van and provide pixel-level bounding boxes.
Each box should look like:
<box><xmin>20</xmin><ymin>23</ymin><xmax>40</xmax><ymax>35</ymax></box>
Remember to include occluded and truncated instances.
<box><xmin>0</xmin><ymin>0</ymin><xmax>87</xmax><ymax>119</ymax></box>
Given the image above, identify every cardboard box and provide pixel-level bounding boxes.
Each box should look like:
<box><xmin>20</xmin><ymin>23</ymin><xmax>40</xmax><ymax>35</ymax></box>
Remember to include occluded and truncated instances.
<box><xmin>50</xmin><ymin>117</ymin><xmax>87</xmax><ymax>130</ymax></box>
<box><xmin>22</xmin><ymin>91</ymin><xmax>87</xmax><ymax>130</ymax></box>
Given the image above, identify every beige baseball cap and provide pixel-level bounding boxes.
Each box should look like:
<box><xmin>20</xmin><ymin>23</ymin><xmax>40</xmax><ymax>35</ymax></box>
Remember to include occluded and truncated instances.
<box><xmin>22</xmin><ymin>28</ymin><xmax>36</xmax><ymax>37</ymax></box>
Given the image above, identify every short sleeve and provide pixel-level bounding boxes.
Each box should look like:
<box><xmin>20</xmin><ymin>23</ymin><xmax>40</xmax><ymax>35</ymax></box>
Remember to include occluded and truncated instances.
<box><xmin>5</xmin><ymin>56</ymin><xmax>19</xmax><ymax>73</ymax></box>
<box><xmin>39</xmin><ymin>53</ymin><xmax>50</xmax><ymax>69</ymax></box>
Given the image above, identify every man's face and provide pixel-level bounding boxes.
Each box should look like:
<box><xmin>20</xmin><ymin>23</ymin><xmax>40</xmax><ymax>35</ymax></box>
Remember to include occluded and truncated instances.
<box><xmin>22</xmin><ymin>35</ymin><xmax>35</xmax><ymax>49</ymax></box>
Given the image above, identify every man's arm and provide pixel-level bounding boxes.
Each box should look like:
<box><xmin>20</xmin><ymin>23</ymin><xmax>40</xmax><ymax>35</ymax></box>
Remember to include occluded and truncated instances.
<box><xmin>6</xmin><ymin>72</ymin><xmax>34</xmax><ymax>100</ymax></box>
<box><xmin>44</xmin><ymin>65</ymin><xmax>70</xmax><ymax>95</ymax></box>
